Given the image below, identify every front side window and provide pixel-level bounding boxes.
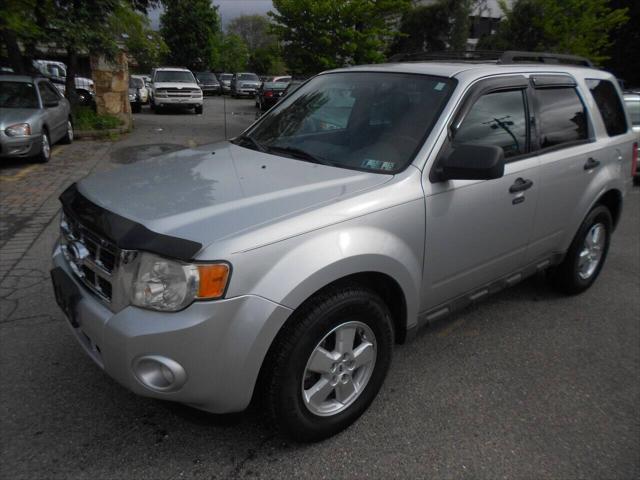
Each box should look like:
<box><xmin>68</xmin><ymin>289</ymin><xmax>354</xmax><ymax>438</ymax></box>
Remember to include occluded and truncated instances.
<box><xmin>241</xmin><ymin>72</ymin><xmax>455</xmax><ymax>174</ymax></box>
<box><xmin>586</xmin><ymin>79</ymin><xmax>627</xmax><ymax>136</ymax></box>
<box><xmin>38</xmin><ymin>82</ymin><xmax>59</xmax><ymax>105</ymax></box>
<box><xmin>0</xmin><ymin>82</ymin><xmax>39</xmax><ymax>108</ymax></box>
<box><xmin>536</xmin><ymin>87</ymin><xmax>588</xmax><ymax>148</ymax></box>
<box><xmin>454</xmin><ymin>89</ymin><xmax>528</xmax><ymax>159</ymax></box>
<box><xmin>154</xmin><ymin>71</ymin><xmax>195</xmax><ymax>83</ymax></box>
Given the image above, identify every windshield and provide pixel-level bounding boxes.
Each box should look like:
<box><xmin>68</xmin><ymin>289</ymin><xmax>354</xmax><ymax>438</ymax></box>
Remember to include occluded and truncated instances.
<box><xmin>220</xmin><ymin>74</ymin><xmax>232</xmax><ymax>81</ymax></box>
<box><xmin>241</xmin><ymin>72</ymin><xmax>455</xmax><ymax>174</ymax></box>
<box><xmin>154</xmin><ymin>71</ymin><xmax>195</xmax><ymax>83</ymax></box>
<box><xmin>0</xmin><ymin>82</ymin><xmax>39</xmax><ymax>108</ymax></box>
<box><xmin>239</xmin><ymin>73</ymin><xmax>259</xmax><ymax>81</ymax></box>
<box><xmin>196</xmin><ymin>73</ymin><xmax>217</xmax><ymax>82</ymax></box>
<box><xmin>130</xmin><ymin>77</ymin><xmax>144</xmax><ymax>88</ymax></box>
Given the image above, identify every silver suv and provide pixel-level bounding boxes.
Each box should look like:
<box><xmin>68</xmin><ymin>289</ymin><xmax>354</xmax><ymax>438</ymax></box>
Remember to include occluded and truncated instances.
<box><xmin>51</xmin><ymin>54</ymin><xmax>637</xmax><ymax>442</ymax></box>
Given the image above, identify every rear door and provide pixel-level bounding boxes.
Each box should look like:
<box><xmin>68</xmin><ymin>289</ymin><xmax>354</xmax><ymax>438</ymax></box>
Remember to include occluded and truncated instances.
<box><xmin>422</xmin><ymin>75</ymin><xmax>540</xmax><ymax>309</ymax></box>
<box><xmin>526</xmin><ymin>75</ymin><xmax>619</xmax><ymax>260</ymax></box>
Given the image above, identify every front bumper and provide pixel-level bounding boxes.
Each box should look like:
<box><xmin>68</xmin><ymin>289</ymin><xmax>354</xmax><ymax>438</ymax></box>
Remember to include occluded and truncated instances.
<box><xmin>234</xmin><ymin>89</ymin><xmax>257</xmax><ymax>97</ymax></box>
<box><xmin>51</xmin><ymin>245</ymin><xmax>292</xmax><ymax>413</ymax></box>
<box><xmin>153</xmin><ymin>96</ymin><xmax>203</xmax><ymax>107</ymax></box>
<box><xmin>201</xmin><ymin>85</ymin><xmax>221</xmax><ymax>94</ymax></box>
<box><xmin>0</xmin><ymin>133</ymin><xmax>42</xmax><ymax>159</ymax></box>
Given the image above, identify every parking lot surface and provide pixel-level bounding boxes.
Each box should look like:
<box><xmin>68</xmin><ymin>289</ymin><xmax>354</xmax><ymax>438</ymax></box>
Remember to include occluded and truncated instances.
<box><xmin>1</xmin><ymin>96</ymin><xmax>639</xmax><ymax>479</ymax></box>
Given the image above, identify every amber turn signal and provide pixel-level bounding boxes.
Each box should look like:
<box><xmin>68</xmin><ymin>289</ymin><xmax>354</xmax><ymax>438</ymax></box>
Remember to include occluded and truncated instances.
<box><xmin>197</xmin><ymin>264</ymin><xmax>230</xmax><ymax>299</ymax></box>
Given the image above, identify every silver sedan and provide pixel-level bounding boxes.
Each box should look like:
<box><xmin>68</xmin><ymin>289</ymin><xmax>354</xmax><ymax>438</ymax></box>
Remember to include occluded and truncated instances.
<box><xmin>0</xmin><ymin>75</ymin><xmax>73</xmax><ymax>162</ymax></box>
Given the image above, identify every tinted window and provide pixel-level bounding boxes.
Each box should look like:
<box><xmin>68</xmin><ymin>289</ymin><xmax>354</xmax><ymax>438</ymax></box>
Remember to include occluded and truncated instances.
<box><xmin>454</xmin><ymin>90</ymin><xmax>528</xmax><ymax>159</ymax></box>
<box><xmin>38</xmin><ymin>81</ymin><xmax>60</xmax><ymax>105</ymax></box>
<box><xmin>537</xmin><ymin>88</ymin><xmax>588</xmax><ymax>148</ymax></box>
<box><xmin>243</xmin><ymin>73</ymin><xmax>455</xmax><ymax>174</ymax></box>
<box><xmin>0</xmin><ymin>81</ymin><xmax>39</xmax><ymax>108</ymax></box>
<box><xmin>586</xmin><ymin>79</ymin><xmax>627</xmax><ymax>135</ymax></box>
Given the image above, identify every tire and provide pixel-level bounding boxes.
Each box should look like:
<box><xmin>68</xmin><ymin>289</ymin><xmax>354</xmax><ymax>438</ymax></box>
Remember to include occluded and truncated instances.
<box><xmin>262</xmin><ymin>284</ymin><xmax>394</xmax><ymax>442</ymax></box>
<box><xmin>195</xmin><ymin>104</ymin><xmax>203</xmax><ymax>114</ymax></box>
<box><xmin>60</xmin><ymin>118</ymin><xmax>73</xmax><ymax>144</ymax></box>
<box><xmin>35</xmin><ymin>130</ymin><xmax>51</xmax><ymax>163</ymax></box>
<box><xmin>132</xmin><ymin>103</ymin><xmax>141</xmax><ymax>113</ymax></box>
<box><xmin>550</xmin><ymin>205</ymin><xmax>612</xmax><ymax>294</ymax></box>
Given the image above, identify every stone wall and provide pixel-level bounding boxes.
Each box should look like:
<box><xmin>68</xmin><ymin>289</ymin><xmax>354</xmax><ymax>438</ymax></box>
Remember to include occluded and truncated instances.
<box><xmin>90</xmin><ymin>51</ymin><xmax>132</xmax><ymax>129</ymax></box>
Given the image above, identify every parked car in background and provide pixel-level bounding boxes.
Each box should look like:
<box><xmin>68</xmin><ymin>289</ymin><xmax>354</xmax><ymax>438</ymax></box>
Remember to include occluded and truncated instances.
<box><xmin>219</xmin><ymin>73</ymin><xmax>233</xmax><ymax>94</ymax></box>
<box><xmin>195</xmin><ymin>71</ymin><xmax>221</xmax><ymax>95</ymax></box>
<box><xmin>255</xmin><ymin>80</ymin><xmax>290</xmax><ymax>111</ymax></box>
<box><xmin>279</xmin><ymin>79</ymin><xmax>306</xmax><ymax>101</ymax></box>
<box><xmin>128</xmin><ymin>78</ymin><xmax>142</xmax><ymax>113</ymax></box>
<box><xmin>149</xmin><ymin>67</ymin><xmax>203</xmax><ymax>114</ymax></box>
<box><xmin>231</xmin><ymin>72</ymin><xmax>261</xmax><ymax>98</ymax></box>
<box><xmin>262</xmin><ymin>75</ymin><xmax>292</xmax><ymax>85</ymax></box>
<box><xmin>130</xmin><ymin>75</ymin><xmax>149</xmax><ymax>104</ymax></box>
<box><xmin>32</xmin><ymin>59</ymin><xmax>95</xmax><ymax>106</ymax></box>
<box><xmin>1</xmin><ymin>75</ymin><xmax>73</xmax><ymax>163</ymax></box>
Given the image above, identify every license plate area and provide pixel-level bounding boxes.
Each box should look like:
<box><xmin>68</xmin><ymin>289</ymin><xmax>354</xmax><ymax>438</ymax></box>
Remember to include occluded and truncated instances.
<box><xmin>51</xmin><ymin>267</ymin><xmax>81</xmax><ymax>327</ymax></box>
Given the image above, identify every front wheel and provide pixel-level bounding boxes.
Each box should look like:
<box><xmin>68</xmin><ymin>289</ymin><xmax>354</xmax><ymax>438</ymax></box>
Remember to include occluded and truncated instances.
<box><xmin>550</xmin><ymin>205</ymin><xmax>612</xmax><ymax>294</ymax></box>
<box><xmin>262</xmin><ymin>285</ymin><xmax>393</xmax><ymax>442</ymax></box>
<box><xmin>195</xmin><ymin>105</ymin><xmax>203</xmax><ymax>114</ymax></box>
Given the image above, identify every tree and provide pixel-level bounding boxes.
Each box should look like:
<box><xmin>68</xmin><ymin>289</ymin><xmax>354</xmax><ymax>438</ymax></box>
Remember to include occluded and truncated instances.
<box><xmin>446</xmin><ymin>0</ymin><xmax>474</xmax><ymax>51</ymax></box>
<box><xmin>227</xmin><ymin>14</ymin><xmax>275</xmax><ymax>51</ymax></box>
<box><xmin>216</xmin><ymin>33</ymin><xmax>250</xmax><ymax>72</ymax></box>
<box><xmin>605</xmin><ymin>0</ymin><xmax>640</xmax><ymax>86</ymax></box>
<box><xmin>389</xmin><ymin>3</ymin><xmax>450</xmax><ymax>55</ymax></box>
<box><xmin>478</xmin><ymin>0</ymin><xmax>628</xmax><ymax>65</ymax></box>
<box><xmin>160</xmin><ymin>0</ymin><xmax>221</xmax><ymax>70</ymax></box>
<box><xmin>269</xmin><ymin>0</ymin><xmax>411</xmax><ymax>75</ymax></box>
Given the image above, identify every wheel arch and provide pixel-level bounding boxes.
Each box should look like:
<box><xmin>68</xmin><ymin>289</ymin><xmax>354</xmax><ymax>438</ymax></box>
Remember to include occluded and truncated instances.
<box><xmin>595</xmin><ymin>188</ymin><xmax>623</xmax><ymax>229</ymax></box>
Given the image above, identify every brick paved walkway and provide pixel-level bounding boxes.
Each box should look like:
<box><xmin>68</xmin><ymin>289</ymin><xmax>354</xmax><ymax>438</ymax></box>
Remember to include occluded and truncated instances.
<box><xmin>0</xmin><ymin>141</ymin><xmax>112</xmax><ymax>283</ymax></box>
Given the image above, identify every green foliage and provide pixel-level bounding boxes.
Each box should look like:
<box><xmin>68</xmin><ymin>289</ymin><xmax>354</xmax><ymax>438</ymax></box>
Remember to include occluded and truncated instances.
<box><xmin>112</xmin><ymin>4</ymin><xmax>168</xmax><ymax>72</ymax></box>
<box><xmin>389</xmin><ymin>3</ymin><xmax>450</xmax><ymax>55</ymax></box>
<box><xmin>227</xmin><ymin>15</ymin><xmax>275</xmax><ymax>51</ymax></box>
<box><xmin>478</xmin><ymin>0</ymin><xmax>629</xmax><ymax>64</ymax></box>
<box><xmin>605</xmin><ymin>0</ymin><xmax>640</xmax><ymax>86</ymax></box>
<box><xmin>73</xmin><ymin>106</ymin><xmax>123</xmax><ymax>131</ymax></box>
<box><xmin>215</xmin><ymin>33</ymin><xmax>250</xmax><ymax>72</ymax></box>
<box><xmin>160</xmin><ymin>0</ymin><xmax>222</xmax><ymax>70</ymax></box>
<box><xmin>269</xmin><ymin>0</ymin><xmax>411</xmax><ymax>75</ymax></box>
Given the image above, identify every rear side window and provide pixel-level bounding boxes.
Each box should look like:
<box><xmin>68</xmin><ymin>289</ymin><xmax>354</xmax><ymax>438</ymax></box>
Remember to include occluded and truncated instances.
<box><xmin>454</xmin><ymin>89</ymin><xmax>528</xmax><ymax>159</ymax></box>
<box><xmin>586</xmin><ymin>79</ymin><xmax>628</xmax><ymax>135</ymax></box>
<box><xmin>536</xmin><ymin>88</ymin><xmax>588</xmax><ymax>149</ymax></box>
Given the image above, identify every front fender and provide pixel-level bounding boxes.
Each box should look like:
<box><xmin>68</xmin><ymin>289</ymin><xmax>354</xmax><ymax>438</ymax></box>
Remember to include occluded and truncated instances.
<box><xmin>226</xmin><ymin>202</ymin><xmax>425</xmax><ymax>330</ymax></box>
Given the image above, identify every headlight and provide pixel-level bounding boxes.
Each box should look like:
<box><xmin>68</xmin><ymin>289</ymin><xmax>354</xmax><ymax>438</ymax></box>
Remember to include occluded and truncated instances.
<box><xmin>131</xmin><ymin>252</ymin><xmax>230</xmax><ymax>312</ymax></box>
<box><xmin>155</xmin><ymin>90</ymin><xmax>167</xmax><ymax>97</ymax></box>
<box><xmin>128</xmin><ymin>93</ymin><xmax>136</xmax><ymax>101</ymax></box>
<box><xmin>5</xmin><ymin>123</ymin><xmax>31</xmax><ymax>137</ymax></box>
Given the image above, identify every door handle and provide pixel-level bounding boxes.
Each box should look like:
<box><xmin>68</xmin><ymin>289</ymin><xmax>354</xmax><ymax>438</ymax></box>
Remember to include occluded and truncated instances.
<box><xmin>584</xmin><ymin>157</ymin><xmax>600</xmax><ymax>170</ymax></box>
<box><xmin>509</xmin><ymin>177</ymin><xmax>534</xmax><ymax>193</ymax></box>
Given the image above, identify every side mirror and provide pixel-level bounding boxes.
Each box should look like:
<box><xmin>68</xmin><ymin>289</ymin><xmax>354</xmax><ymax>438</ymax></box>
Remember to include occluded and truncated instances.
<box><xmin>436</xmin><ymin>144</ymin><xmax>505</xmax><ymax>181</ymax></box>
<box><xmin>45</xmin><ymin>100</ymin><xmax>60</xmax><ymax>108</ymax></box>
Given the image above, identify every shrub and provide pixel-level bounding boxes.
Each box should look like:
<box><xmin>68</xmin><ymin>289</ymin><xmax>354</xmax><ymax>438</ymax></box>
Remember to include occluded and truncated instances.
<box><xmin>73</xmin><ymin>106</ymin><xmax>123</xmax><ymax>131</ymax></box>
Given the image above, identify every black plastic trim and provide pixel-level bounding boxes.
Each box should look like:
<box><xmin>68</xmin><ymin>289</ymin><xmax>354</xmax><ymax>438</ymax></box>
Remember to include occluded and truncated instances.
<box><xmin>59</xmin><ymin>183</ymin><xmax>203</xmax><ymax>261</ymax></box>
<box><xmin>530</xmin><ymin>75</ymin><xmax>577</xmax><ymax>88</ymax></box>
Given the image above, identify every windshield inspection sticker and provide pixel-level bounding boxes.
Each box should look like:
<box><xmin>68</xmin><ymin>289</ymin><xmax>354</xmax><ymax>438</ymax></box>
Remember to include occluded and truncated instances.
<box><xmin>361</xmin><ymin>159</ymin><xmax>396</xmax><ymax>171</ymax></box>
<box><xmin>434</xmin><ymin>82</ymin><xmax>446</xmax><ymax>91</ymax></box>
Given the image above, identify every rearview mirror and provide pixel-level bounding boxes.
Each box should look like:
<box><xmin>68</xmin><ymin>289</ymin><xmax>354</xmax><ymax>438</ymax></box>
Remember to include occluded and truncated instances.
<box><xmin>44</xmin><ymin>100</ymin><xmax>59</xmax><ymax>108</ymax></box>
<box><xmin>436</xmin><ymin>144</ymin><xmax>505</xmax><ymax>181</ymax></box>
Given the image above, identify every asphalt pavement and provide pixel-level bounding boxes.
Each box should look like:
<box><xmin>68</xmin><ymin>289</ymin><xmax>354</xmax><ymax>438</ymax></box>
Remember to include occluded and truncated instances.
<box><xmin>1</xmin><ymin>96</ymin><xmax>639</xmax><ymax>479</ymax></box>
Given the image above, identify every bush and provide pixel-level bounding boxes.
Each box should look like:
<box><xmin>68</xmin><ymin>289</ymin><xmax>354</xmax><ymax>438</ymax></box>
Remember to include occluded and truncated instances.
<box><xmin>73</xmin><ymin>106</ymin><xmax>123</xmax><ymax>131</ymax></box>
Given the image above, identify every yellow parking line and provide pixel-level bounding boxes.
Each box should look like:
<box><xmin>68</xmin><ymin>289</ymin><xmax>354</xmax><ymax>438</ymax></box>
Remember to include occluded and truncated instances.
<box><xmin>51</xmin><ymin>145</ymin><xmax>65</xmax><ymax>157</ymax></box>
<box><xmin>0</xmin><ymin>164</ymin><xmax>37</xmax><ymax>182</ymax></box>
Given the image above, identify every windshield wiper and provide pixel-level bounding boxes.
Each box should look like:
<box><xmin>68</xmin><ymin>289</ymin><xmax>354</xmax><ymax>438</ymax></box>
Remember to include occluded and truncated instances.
<box><xmin>231</xmin><ymin>134</ymin><xmax>266</xmax><ymax>152</ymax></box>
<box><xmin>266</xmin><ymin>145</ymin><xmax>334</xmax><ymax>166</ymax></box>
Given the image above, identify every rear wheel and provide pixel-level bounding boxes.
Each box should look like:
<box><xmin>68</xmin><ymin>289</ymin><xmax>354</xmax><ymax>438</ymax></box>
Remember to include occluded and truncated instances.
<box><xmin>262</xmin><ymin>285</ymin><xmax>393</xmax><ymax>442</ymax></box>
<box><xmin>550</xmin><ymin>205</ymin><xmax>612</xmax><ymax>294</ymax></box>
<box><xmin>195</xmin><ymin>104</ymin><xmax>203</xmax><ymax>114</ymax></box>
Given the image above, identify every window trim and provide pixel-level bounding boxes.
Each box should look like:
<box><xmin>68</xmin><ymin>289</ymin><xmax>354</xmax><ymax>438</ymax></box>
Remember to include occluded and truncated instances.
<box><xmin>429</xmin><ymin>75</ymin><xmax>532</xmax><ymax>183</ymax></box>
<box><xmin>529</xmin><ymin>83</ymin><xmax>593</xmax><ymax>154</ymax></box>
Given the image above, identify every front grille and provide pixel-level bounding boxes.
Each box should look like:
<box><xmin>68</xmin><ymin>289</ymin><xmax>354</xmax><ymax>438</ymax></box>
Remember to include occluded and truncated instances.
<box><xmin>60</xmin><ymin>211</ymin><xmax>118</xmax><ymax>303</ymax></box>
<box><xmin>157</xmin><ymin>88</ymin><xmax>199</xmax><ymax>97</ymax></box>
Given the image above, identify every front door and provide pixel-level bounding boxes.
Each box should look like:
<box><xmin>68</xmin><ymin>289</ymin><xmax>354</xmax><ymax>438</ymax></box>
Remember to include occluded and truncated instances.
<box><xmin>421</xmin><ymin>78</ymin><xmax>540</xmax><ymax>311</ymax></box>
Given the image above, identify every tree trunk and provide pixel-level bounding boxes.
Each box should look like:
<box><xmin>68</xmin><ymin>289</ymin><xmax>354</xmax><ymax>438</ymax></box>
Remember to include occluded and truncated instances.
<box><xmin>1</xmin><ymin>28</ymin><xmax>26</xmax><ymax>74</ymax></box>
<box><xmin>65</xmin><ymin>48</ymin><xmax>80</xmax><ymax>107</ymax></box>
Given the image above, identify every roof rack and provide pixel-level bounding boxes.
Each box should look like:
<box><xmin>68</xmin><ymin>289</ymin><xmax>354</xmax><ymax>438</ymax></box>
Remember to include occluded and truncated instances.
<box><xmin>388</xmin><ymin>50</ymin><xmax>593</xmax><ymax>68</ymax></box>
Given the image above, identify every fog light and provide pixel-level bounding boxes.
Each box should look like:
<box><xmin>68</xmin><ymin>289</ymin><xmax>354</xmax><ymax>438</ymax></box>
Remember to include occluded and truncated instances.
<box><xmin>132</xmin><ymin>355</ymin><xmax>187</xmax><ymax>392</ymax></box>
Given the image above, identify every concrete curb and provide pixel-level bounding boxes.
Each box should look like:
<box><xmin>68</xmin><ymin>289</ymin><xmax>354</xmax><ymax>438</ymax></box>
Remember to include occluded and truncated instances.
<box><xmin>74</xmin><ymin>125</ymin><xmax>130</xmax><ymax>140</ymax></box>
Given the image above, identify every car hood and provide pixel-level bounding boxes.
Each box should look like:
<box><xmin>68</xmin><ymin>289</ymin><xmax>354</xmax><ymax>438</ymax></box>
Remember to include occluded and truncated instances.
<box><xmin>154</xmin><ymin>82</ymin><xmax>199</xmax><ymax>89</ymax></box>
<box><xmin>77</xmin><ymin>142</ymin><xmax>392</xmax><ymax>252</ymax></box>
<box><xmin>0</xmin><ymin>108</ymin><xmax>41</xmax><ymax>129</ymax></box>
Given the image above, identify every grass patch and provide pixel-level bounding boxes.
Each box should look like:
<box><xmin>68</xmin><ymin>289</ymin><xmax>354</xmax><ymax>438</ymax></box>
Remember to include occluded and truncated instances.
<box><xmin>73</xmin><ymin>106</ymin><xmax>123</xmax><ymax>131</ymax></box>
